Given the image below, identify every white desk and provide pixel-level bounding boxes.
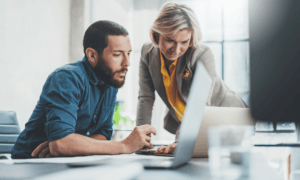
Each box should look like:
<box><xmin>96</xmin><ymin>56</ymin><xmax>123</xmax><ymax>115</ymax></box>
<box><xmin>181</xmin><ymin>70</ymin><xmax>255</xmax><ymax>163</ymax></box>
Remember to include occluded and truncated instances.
<box><xmin>0</xmin><ymin>152</ymin><xmax>282</xmax><ymax>180</ymax></box>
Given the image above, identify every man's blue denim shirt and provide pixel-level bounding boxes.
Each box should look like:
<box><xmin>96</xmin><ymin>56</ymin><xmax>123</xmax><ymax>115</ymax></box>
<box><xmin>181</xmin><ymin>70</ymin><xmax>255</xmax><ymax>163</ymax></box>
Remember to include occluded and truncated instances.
<box><xmin>11</xmin><ymin>56</ymin><xmax>118</xmax><ymax>159</ymax></box>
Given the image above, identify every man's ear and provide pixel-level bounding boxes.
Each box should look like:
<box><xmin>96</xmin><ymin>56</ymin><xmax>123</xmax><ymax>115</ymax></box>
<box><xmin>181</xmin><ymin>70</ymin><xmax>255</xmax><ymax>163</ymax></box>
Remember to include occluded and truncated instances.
<box><xmin>85</xmin><ymin>48</ymin><xmax>99</xmax><ymax>68</ymax></box>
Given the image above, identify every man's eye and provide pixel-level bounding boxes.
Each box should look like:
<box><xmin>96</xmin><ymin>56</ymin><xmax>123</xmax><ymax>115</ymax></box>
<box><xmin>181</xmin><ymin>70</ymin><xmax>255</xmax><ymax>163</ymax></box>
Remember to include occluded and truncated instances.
<box><xmin>182</xmin><ymin>41</ymin><xmax>188</xmax><ymax>44</ymax></box>
<box><xmin>127</xmin><ymin>53</ymin><xmax>131</xmax><ymax>56</ymax></box>
<box><xmin>113</xmin><ymin>54</ymin><xmax>121</xmax><ymax>57</ymax></box>
<box><xmin>167</xmin><ymin>39</ymin><xmax>174</xmax><ymax>43</ymax></box>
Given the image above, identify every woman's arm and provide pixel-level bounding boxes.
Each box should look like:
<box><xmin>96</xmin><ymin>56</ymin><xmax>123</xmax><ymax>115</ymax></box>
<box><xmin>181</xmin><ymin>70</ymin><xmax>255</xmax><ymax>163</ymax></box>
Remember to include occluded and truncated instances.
<box><xmin>136</xmin><ymin>44</ymin><xmax>156</xmax><ymax>126</ymax></box>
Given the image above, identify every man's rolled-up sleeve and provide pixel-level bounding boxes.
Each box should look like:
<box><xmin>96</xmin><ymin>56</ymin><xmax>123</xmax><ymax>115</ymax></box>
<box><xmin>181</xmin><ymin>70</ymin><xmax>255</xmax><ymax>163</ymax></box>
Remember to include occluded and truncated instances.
<box><xmin>94</xmin><ymin>107</ymin><xmax>115</xmax><ymax>140</ymax></box>
<box><xmin>96</xmin><ymin>123</ymin><xmax>113</xmax><ymax>140</ymax></box>
<box><xmin>41</xmin><ymin>69</ymin><xmax>83</xmax><ymax>142</ymax></box>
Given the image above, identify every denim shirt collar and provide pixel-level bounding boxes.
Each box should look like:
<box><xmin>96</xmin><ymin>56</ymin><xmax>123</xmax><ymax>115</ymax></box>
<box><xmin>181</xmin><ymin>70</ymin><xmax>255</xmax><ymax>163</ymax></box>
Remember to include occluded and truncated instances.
<box><xmin>82</xmin><ymin>56</ymin><xmax>101</xmax><ymax>85</ymax></box>
<box><xmin>82</xmin><ymin>56</ymin><xmax>109</xmax><ymax>90</ymax></box>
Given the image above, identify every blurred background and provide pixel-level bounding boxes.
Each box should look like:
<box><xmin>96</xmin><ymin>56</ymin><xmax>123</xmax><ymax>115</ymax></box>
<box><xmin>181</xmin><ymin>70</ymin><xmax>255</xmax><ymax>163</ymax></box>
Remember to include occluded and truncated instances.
<box><xmin>0</xmin><ymin>0</ymin><xmax>249</xmax><ymax>140</ymax></box>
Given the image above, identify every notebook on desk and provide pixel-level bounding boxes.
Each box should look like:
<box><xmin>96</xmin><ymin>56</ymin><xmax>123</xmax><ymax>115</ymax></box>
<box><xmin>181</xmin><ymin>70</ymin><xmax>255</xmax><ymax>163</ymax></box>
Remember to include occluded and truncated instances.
<box><xmin>68</xmin><ymin>61</ymin><xmax>212</xmax><ymax>169</ymax></box>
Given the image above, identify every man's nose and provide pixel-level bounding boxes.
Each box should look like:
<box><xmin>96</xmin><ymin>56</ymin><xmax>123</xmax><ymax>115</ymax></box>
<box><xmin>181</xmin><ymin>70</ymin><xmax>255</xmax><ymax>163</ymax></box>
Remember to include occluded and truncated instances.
<box><xmin>123</xmin><ymin>53</ymin><xmax>130</xmax><ymax>67</ymax></box>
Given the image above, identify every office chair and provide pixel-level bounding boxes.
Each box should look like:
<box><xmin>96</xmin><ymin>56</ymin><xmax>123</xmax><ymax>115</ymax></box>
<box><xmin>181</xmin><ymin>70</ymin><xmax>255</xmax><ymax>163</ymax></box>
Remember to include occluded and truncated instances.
<box><xmin>0</xmin><ymin>111</ymin><xmax>21</xmax><ymax>154</ymax></box>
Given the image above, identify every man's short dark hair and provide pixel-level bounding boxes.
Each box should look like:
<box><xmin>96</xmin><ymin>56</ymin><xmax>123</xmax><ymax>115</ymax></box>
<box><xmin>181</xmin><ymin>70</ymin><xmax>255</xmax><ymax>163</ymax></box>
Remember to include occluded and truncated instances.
<box><xmin>83</xmin><ymin>20</ymin><xmax>129</xmax><ymax>56</ymax></box>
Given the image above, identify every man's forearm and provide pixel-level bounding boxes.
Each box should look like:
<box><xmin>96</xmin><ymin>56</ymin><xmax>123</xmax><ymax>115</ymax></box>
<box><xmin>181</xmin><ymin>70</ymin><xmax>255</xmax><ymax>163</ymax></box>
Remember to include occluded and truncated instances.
<box><xmin>90</xmin><ymin>134</ymin><xmax>107</xmax><ymax>141</ymax></box>
<box><xmin>49</xmin><ymin>133</ymin><xmax>125</xmax><ymax>157</ymax></box>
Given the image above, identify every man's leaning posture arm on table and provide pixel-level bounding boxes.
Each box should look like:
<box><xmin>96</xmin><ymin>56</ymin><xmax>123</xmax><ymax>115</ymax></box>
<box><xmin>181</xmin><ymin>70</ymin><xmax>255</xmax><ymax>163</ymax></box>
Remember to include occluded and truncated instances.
<box><xmin>11</xmin><ymin>20</ymin><xmax>156</xmax><ymax>159</ymax></box>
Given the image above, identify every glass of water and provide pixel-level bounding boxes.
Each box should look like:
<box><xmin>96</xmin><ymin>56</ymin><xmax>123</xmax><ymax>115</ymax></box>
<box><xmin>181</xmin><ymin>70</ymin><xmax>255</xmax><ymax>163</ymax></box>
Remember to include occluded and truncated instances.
<box><xmin>208</xmin><ymin>125</ymin><xmax>254</xmax><ymax>179</ymax></box>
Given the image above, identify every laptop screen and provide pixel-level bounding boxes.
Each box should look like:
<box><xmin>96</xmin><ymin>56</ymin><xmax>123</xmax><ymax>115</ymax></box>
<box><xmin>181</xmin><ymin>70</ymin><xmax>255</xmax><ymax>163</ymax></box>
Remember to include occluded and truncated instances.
<box><xmin>172</xmin><ymin>61</ymin><xmax>212</xmax><ymax>168</ymax></box>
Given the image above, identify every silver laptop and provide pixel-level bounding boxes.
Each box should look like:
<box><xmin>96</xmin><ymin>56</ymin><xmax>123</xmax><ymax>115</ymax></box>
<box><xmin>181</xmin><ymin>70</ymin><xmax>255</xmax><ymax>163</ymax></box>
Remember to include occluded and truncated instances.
<box><xmin>140</xmin><ymin>107</ymin><xmax>256</xmax><ymax>158</ymax></box>
<box><xmin>68</xmin><ymin>61</ymin><xmax>212</xmax><ymax>169</ymax></box>
<box><xmin>192</xmin><ymin>107</ymin><xmax>256</xmax><ymax>157</ymax></box>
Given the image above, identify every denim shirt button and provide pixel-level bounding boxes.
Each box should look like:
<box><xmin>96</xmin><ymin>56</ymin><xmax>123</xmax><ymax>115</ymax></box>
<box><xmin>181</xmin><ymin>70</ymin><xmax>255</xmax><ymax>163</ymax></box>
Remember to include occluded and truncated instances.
<box><xmin>87</xmin><ymin>132</ymin><xmax>90</xmax><ymax>136</ymax></box>
<box><xmin>94</xmin><ymin>115</ymin><xmax>96</xmax><ymax>118</ymax></box>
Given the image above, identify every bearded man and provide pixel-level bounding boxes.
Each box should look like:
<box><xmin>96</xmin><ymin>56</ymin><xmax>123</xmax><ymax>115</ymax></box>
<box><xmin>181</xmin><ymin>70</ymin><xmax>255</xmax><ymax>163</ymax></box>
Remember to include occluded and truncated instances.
<box><xmin>11</xmin><ymin>20</ymin><xmax>156</xmax><ymax>159</ymax></box>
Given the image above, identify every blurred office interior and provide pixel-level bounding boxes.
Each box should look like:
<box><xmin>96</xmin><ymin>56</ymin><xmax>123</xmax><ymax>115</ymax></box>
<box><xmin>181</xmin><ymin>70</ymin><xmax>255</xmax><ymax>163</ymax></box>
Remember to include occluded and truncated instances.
<box><xmin>0</xmin><ymin>0</ymin><xmax>250</xmax><ymax>140</ymax></box>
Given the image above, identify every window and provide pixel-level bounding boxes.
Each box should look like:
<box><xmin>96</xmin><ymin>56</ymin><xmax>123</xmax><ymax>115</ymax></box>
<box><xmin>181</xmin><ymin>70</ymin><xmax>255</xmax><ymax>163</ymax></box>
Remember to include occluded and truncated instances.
<box><xmin>179</xmin><ymin>0</ymin><xmax>249</xmax><ymax>103</ymax></box>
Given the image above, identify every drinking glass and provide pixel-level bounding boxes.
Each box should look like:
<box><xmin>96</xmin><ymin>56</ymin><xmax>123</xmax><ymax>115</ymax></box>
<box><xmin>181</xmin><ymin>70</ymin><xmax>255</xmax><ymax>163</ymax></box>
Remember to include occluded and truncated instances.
<box><xmin>208</xmin><ymin>125</ymin><xmax>254</xmax><ymax>179</ymax></box>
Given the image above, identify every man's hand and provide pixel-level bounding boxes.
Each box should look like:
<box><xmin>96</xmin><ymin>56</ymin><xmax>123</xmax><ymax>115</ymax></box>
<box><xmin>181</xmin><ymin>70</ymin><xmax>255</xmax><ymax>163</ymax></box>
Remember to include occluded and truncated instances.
<box><xmin>31</xmin><ymin>141</ymin><xmax>53</xmax><ymax>158</ymax></box>
<box><xmin>32</xmin><ymin>126</ymin><xmax>156</xmax><ymax>157</ymax></box>
<box><xmin>121</xmin><ymin>124</ymin><xmax>156</xmax><ymax>154</ymax></box>
<box><xmin>154</xmin><ymin>143</ymin><xmax>177</xmax><ymax>155</ymax></box>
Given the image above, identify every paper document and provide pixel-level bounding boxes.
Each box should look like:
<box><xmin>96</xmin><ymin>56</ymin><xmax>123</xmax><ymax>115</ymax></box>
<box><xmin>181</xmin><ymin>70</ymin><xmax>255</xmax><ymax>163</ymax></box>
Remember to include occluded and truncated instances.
<box><xmin>0</xmin><ymin>153</ymin><xmax>172</xmax><ymax>164</ymax></box>
<box><xmin>0</xmin><ymin>155</ymin><xmax>108</xmax><ymax>164</ymax></box>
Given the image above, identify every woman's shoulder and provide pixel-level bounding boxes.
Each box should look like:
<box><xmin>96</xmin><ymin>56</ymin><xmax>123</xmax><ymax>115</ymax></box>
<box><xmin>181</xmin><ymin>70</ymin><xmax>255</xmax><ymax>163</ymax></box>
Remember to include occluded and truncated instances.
<box><xmin>140</xmin><ymin>42</ymin><xmax>160</xmax><ymax>62</ymax></box>
<box><xmin>188</xmin><ymin>43</ymin><xmax>212</xmax><ymax>57</ymax></box>
<box><xmin>186</xmin><ymin>43</ymin><xmax>214</xmax><ymax>64</ymax></box>
<box><xmin>141</xmin><ymin>42</ymin><xmax>156</xmax><ymax>55</ymax></box>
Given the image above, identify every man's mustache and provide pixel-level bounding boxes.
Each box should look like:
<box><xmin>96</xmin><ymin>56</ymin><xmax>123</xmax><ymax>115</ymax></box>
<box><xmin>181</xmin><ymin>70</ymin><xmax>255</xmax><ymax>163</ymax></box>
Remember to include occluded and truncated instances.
<box><xmin>116</xmin><ymin>67</ymin><xmax>128</xmax><ymax>74</ymax></box>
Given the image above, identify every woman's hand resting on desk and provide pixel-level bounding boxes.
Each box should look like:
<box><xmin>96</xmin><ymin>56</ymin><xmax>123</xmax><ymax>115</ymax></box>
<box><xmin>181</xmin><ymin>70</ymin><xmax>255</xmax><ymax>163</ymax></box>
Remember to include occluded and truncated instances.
<box><xmin>154</xmin><ymin>142</ymin><xmax>177</xmax><ymax>155</ymax></box>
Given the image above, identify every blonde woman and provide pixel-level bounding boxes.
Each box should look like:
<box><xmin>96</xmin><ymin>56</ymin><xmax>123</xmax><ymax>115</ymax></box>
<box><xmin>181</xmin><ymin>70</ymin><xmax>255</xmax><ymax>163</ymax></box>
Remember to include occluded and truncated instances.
<box><xmin>136</xmin><ymin>2</ymin><xmax>246</xmax><ymax>154</ymax></box>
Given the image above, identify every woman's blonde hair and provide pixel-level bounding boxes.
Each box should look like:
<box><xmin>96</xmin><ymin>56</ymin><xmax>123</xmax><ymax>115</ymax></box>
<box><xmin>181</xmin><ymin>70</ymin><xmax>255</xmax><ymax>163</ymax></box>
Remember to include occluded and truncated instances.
<box><xmin>150</xmin><ymin>2</ymin><xmax>202</xmax><ymax>47</ymax></box>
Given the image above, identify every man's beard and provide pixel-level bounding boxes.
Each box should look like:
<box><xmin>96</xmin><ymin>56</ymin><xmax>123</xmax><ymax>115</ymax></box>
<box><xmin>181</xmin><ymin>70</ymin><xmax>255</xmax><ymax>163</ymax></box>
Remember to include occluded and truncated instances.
<box><xmin>93</xmin><ymin>56</ymin><xmax>127</xmax><ymax>89</ymax></box>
